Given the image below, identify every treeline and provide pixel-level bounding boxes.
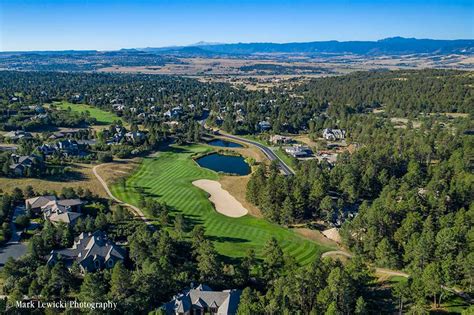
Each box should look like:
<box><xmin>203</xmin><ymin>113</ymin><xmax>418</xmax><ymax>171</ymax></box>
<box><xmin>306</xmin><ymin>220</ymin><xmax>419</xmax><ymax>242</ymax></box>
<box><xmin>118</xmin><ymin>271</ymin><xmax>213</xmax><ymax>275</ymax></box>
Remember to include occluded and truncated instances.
<box><xmin>238</xmin><ymin>245</ymin><xmax>375</xmax><ymax>314</ymax></box>
<box><xmin>295</xmin><ymin>69</ymin><xmax>474</xmax><ymax>116</ymax></box>
<box><xmin>1</xmin><ymin>70</ymin><xmax>471</xmax><ymax>138</ymax></box>
<box><xmin>246</xmin><ymin>115</ymin><xmax>474</xmax><ymax>308</ymax></box>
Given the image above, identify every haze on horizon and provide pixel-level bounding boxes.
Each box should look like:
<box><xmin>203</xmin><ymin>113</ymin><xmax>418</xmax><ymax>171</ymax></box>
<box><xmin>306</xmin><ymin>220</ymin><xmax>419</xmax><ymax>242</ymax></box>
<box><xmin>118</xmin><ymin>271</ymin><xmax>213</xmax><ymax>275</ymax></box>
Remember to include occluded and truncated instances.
<box><xmin>0</xmin><ymin>0</ymin><xmax>473</xmax><ymax>52</ymax></box>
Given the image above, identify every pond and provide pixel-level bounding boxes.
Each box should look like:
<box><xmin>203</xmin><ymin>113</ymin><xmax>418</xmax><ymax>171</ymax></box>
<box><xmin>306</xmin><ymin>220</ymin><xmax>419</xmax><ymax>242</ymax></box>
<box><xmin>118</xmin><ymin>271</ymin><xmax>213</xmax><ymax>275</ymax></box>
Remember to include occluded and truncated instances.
<box><xmin>207</xmin><ymin>139</ymin><xmax>243</xmax><ymax>148</ymax></box>
<box><xmin>196</xmin><ymin>153</ymin><xmax>250</xmax><ymax>175</ymax></box>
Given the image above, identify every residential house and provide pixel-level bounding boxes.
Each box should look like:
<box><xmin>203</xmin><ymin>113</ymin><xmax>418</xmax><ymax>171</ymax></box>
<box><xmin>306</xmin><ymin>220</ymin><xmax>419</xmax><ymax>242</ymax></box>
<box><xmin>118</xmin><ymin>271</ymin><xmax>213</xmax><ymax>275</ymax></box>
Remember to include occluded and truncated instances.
<box><xmin>162</xmin><ymin>284</ymin><xmax>242</xmax><ymax>315</ymax></box>
<box><xmin>31</xmin><ymin>105</ymin><xmax>45</xmax><ymax>113</ymax></box>
<box><xmin>106</xmin><ymin>126</ymin><xmax>126</xmax><ymax>145</ymax></box>
<box><xmin>163</xmin><ymin>106</ymin><xmax>183</xmax><ymax>119</ymax></box>
<box><xmin>26</xmin><ymin>196</ymin><xmax>83</xmax><ymax>215</ymax></box>
<box><xmin>56</xmin><ymin>139</ymin><xmax>79</xmax><ymax>156</ymax></box>
<box><xmin>112</xmin><ymin>104</ymin><xmax>126</xmax><ymax>111</ymax></box>
<box><xmin>316</xmin><ymin>152</ymin><xmax>338</xmax><ymax>165</ymax></box>
<box><xmin>42</xmin><ymin>199</ymin><xmax>83</xmax><ymax>225</ymax></box>
<box><xmin>258</xmin><ymin>121</ymin><xmax>271</xmax><ymax>131</ymax></box>
<box><xmin>47</xmin><ymin>231</ymin><xmax>126</xmax><ymax>272</ymax></box>
<box><xmin>270</xmin><ymin>135</ymin><xmax>293</xmax><ymax>145</ymax></box>
<box><xmin>49</xmin><ymin>132</ymin><xmax>65</xmax><ymax>140</ymax></box>
<box><xmin>31</xmin><ymin>113</ymin><xmax>48</xmax><ymax>121</ymax></box>
<box><xmin>9</xmin><ymin>154</ymin><xmax>40</xmax><ymax>176</ymax></box>
<box><xmin>38</xmin><ymin>143</ymin><xmax>57</xmax><ymax>155</ymax></box>
<box><xmin>25</xmin><ymin>195</ymin><xmax>57</xmax><ymax>214</ymax></box>
<box><xmin>4</xmin><ymin>130</ymin><xmax>33</xmax><ymax>141</ymax></box>
<box><xmin>125</xmin><ymin>131</ymin><xmax>145</xmax><ymax>142</ymax></box>
<box><xmin>285</xmin><ymin>145</ymin><xmax>312</xmax><ymax>158</ymax></box>
<box><xmin>322</xmin><ymin>128</ymin><xmax>346</xmax><ymax>141</ymax></box>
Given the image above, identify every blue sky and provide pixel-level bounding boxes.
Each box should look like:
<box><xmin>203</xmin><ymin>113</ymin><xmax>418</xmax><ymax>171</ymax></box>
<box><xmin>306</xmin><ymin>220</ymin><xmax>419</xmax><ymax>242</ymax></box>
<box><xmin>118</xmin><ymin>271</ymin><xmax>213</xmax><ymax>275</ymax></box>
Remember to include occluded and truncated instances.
<box><xmin>0</xmin><ymin>0</ymin><xmax>473</xmax><ymax>51</ymax></box>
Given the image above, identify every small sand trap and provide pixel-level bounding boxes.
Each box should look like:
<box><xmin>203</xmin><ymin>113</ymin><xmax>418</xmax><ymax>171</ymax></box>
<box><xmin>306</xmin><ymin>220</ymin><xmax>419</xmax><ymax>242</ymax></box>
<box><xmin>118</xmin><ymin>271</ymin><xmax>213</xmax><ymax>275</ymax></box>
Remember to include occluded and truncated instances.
<box><xmin>322</xmin><ymin>227</ymin><xmax>342</xmax><ymax>243</ymax></box>
<box><xmin>193</xmin><ymin>179</ymin><xmax>248</xmax><ymax>218</ymax></box>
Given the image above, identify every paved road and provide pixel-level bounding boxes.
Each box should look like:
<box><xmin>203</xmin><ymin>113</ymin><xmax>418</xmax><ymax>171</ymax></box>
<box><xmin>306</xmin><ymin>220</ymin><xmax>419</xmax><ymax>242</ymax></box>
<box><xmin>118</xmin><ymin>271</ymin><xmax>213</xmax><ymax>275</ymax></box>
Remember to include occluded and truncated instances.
<box><xmin>0</xmin><ymin>206</ymin><xmax>28</xmax><ymax>267</ymax></box>
<box><xmin>218</xmin><ymin>132</ymin><xmax>295</xmax><ymax>175</ymax></box>
<box><xmin>92</xmin><ymin>164</ymin><xmax>155</xmax><ymax>230</ymax></box>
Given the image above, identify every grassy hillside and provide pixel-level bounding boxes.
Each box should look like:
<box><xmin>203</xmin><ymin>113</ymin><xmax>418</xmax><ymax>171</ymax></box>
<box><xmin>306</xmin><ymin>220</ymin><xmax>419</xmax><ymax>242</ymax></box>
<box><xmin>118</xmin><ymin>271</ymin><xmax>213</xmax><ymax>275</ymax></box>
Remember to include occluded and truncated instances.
<box><xmin>111</xmin><ymin>144</ymin><xmax>332</xmax><ymax>264</ymax></box>
<box><xmin>53</xmin><ymin>101</ymin><xmax>122</xmax><ymax>125</ymax></box>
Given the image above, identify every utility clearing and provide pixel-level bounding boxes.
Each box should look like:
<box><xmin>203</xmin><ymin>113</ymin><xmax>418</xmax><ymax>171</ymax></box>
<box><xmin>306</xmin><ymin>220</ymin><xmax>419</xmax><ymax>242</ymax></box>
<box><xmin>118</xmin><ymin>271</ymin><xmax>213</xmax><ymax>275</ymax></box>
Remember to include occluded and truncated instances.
<box><xmin>192</xmin><ymin>179</ymin><xmax>248</xmax><ymax>218</ymax></box>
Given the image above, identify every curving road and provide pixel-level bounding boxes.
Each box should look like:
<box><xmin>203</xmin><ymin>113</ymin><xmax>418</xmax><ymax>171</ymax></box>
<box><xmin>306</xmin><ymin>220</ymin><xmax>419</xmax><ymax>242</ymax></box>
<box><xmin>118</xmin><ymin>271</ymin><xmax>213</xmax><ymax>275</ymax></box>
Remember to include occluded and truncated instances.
<box><xmin>218</xmin><ymin>132</ymin><xmax>295</xmax><ymax>175</ymax></box>
<box><xmin>0</xmin><ymin>206</ymin><xmax>28</xmax><ymax>268</ymax></box>
<box><xmin>92</xmin><ymin>164</ymin><xmax>155</xmax><ymax>230</ymax></box>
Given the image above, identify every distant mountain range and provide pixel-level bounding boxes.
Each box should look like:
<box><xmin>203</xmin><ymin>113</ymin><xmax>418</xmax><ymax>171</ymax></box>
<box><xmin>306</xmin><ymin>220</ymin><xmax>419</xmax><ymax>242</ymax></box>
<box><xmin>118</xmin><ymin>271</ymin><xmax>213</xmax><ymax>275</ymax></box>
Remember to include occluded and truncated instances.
<box><xmin>141</xmin><ymin>37</ymin><xmax>474</xmax><ymax>56</ymax></box>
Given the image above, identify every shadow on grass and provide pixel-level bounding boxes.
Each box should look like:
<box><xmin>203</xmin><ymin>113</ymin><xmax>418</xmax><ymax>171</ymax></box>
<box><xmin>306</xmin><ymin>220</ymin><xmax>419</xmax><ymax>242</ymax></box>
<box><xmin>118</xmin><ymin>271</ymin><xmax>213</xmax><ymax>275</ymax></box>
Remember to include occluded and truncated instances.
<box><xmin>207</xmin><ymin>235</ymin><xmax>249</xmax><ymax>244</ymax></box>
<box><xmin>131</xmin><ymin>185</ymin><xmax>162</xmax><ymax>198</ymax></box>
<box><xmin>43</xmin><ymin>169</ymin><xmax>87</xmax><ymax>182</ymax></box>
<box><xmin>365</xmin><ymin>282</ymin><xmax>398</xmax><ymax>314</ymax></box>
<box><xmin>181</xmin><ymin>214</ymin><xmax>204</xmax><ymax>230</ymax></box>
<box><xmin>162</xmin><ymin>145</ymin><xmax>195</xmax><ymax>154</ymax></box>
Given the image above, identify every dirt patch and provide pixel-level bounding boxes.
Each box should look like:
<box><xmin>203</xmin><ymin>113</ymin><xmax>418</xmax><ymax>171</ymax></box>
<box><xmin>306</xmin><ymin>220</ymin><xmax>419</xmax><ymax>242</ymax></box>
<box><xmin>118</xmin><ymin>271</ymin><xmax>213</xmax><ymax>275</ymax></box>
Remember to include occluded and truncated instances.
<box><xmin>219</xmin><ymin>175</ymin><xmax>262</xmax><ymax>217</ymax></box>
<box><xmin>293</xmin><ymin>228</ymin><xmax>339</xmax><ymax>248</ymax></box>
<box><xmin>0</xmin><ymin>163</ymin><xmax>107</xmax><ymax>197</ymax></box>
<box><xmin>193</xmin><ymin>179</ymin><xmax>248</xmax><ymax>218</ymax></box>
<box><xmin>322</xmin><ymin>227</ymin><xmax>342</xmax><ymax>243</ymax></box>
<box><xmin>94</xmin><ymin>158</ymin><xmax>141</xmax><ymax>186</ymax></box>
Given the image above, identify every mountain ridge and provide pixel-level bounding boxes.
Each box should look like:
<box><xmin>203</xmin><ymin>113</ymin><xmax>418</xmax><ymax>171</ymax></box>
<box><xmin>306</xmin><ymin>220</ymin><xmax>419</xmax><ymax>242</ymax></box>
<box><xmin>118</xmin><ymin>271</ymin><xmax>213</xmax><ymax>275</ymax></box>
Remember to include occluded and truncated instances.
<box><xmin>142</xmin><ymin>37</ymin><xmax>474</xmax><ymax>56</ymax></box>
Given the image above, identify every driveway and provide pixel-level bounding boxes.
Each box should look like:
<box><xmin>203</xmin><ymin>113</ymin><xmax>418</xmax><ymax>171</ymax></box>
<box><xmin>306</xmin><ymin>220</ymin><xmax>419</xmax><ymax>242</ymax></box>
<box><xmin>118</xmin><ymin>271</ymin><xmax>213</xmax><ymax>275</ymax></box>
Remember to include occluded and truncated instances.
<box><xmin>0</xmin><ymin>206</ymin><xmax>28</xmax><ymax>267</ymax></box>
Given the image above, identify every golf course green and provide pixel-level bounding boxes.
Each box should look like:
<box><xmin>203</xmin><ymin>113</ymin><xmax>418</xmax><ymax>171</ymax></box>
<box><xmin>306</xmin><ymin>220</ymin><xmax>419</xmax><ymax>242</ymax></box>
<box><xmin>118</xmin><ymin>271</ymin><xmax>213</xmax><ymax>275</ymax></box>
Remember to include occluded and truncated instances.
<box><xmin>111</xmin><ymin>144</ymin><xmax>332</xmax><ymax>264</ymax></box>
<box><xmin>53</xmin><ymin>101</ymin><xmax>123</xmax><ymax>125</ymax></box>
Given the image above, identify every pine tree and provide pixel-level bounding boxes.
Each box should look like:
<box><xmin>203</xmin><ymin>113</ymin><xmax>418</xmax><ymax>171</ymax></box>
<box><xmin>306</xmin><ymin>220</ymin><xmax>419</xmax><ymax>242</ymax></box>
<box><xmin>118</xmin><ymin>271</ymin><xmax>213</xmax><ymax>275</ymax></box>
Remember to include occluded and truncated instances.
<box><xmin>109</xmin><ymin>262</ymin><xmax>131</xmax><ymax>300</ymax></box>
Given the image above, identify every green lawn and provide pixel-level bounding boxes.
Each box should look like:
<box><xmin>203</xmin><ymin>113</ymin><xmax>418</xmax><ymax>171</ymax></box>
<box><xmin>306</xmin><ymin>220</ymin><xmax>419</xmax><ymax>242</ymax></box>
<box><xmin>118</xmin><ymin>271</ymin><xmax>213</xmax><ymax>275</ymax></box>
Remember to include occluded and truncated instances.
<box><xmin>111</xmin><ymin>144</ymin><xmax>332</xmax><ymax>264</ymax></box>
<box><xmin>275</xmin><ymin>147</ymin><xmax>298</xmax><ymax>169</ymax></box>
<box><xmin>239</xmin><ymin>134</ymin><xmax>269</xmax><ymax>146</ymax></box>
<box><xmin>53</xmin><ymin>101</ymin><xmax>122</xmax><ymax>125</ymax></box>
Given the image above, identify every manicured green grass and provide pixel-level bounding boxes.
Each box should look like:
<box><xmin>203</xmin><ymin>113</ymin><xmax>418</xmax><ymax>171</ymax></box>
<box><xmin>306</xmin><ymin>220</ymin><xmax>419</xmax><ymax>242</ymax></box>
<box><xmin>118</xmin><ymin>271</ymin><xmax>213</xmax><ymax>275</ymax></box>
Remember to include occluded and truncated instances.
<box><xmin>111</xmin><ymin>144</ymin><xmax>332</xmax><ymax>264</ymax></box>
<box><xmin>239</xmin><ymin>134</ymin><xmax>269</xmax><ymax>146</ymax></box>
<box><xmin>53</xmin><ymin>101</ymin><xmax>122</xmax><ymax>125</ymax></box>
<box><xmin>441</xmin><ymin>296</ymin><xmax>471</xmax><ymax>314</ymax></box>
<box><xmin>275</xmin><ymin>147</ymin><xmax>298</xmax><ymax>169</ymax></box>
<box><xmin>388</xmin><ymin>275</ymin><xmax>408</xmax><ymax>284</ymax></box>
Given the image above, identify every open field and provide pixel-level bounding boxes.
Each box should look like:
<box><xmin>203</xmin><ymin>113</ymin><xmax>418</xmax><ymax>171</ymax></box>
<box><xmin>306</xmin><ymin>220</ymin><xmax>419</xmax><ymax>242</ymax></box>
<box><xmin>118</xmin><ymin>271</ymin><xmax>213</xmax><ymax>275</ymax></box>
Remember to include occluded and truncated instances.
<box><xmin>111</xmin><ymin>144</ymin><xmax>333</xmax><ymax>263</ymax></box>
<box><xmin>0</xmin><ymin>163</ymin><xmax>107</xmax><ymax>197</ymax></box>
<box><xmin>52</xmin><ymin>101</ymin><xmax>123</xmax><ymax>125</ymax></box>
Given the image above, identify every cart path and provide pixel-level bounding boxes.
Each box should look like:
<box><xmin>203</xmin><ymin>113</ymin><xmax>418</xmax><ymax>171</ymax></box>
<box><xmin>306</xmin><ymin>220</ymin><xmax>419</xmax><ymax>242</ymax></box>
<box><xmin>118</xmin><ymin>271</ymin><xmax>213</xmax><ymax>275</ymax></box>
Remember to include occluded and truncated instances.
<box><xmin>92</xmin><ymin>164</ymin><xmax>154</xmax><ymax>229</ymax></box>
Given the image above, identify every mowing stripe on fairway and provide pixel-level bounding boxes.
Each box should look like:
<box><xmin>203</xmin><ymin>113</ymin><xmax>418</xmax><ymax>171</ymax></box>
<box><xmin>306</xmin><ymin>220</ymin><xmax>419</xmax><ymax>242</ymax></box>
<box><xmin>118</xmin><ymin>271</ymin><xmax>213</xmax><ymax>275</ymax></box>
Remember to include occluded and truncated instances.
<box><xmin>112</xmin><ymin>144</ymin><xmax>333</xmax><ymax>264</ymax></box>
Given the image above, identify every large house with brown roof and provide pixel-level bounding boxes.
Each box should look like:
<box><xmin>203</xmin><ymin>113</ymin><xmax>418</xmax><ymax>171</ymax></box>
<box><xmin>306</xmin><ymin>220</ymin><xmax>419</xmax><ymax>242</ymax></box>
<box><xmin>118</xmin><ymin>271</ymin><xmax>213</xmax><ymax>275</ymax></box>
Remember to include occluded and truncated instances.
<box><xmin>42</xmin><ymin>199</ymin><xmax>83</xmax><ymax>225</ymax></box>
<box><xmin>25</xmin><ymin>196</ymin><xmax>83</xmax><ymax>225</ymax></box>
<box><xmin>25</xmin><ymin>195</ymin><xmax>57</xmax><ymax>213</ymax></box>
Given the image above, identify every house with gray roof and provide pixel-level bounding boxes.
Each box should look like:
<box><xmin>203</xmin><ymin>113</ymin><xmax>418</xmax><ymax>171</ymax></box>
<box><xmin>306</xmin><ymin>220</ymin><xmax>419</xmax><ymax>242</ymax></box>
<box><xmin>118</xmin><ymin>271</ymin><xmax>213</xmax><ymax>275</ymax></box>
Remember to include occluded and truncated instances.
<box><xmin>48</xmin><ymin>231</ymin><xmax>126</xmax><ymax>272</ymax></box>
<box><xmin>42</xmin><ymin>199</ymin><xmax>83</xmax><ymax>225</ymax></box>
<box><xmin>162</xmin><ymin>284</ymin><xmax>242</xmax><ymax>315</ymax></box>
<box><xmin>25</xmin><ymin>195</ymin><xmax>57</xmax><ymax>213</ymax></box>
<box><xmin>9</xmin><ymin>154</ymin><xmax>41</xmax><ymax>176</ymax></box>
<box><xmin>323</xmin><ymin>128</ymin><xmax>346</xmax><ymax>141</ymax></box>
<box><xmin>4</xmin><ymin>130</ymin><xmax>33</xmax><ymax>141</ymax></box>
<box><xmin>258</xmin><ymin>121</ymin><xmax>271</xmax><ymax>131</ymax></box>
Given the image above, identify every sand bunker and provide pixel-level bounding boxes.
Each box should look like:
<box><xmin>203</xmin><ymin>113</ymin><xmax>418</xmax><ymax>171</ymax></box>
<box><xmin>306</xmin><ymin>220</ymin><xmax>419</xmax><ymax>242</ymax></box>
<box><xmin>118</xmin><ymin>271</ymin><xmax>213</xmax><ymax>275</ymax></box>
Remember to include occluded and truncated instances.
<box><xmin>322</xmin><ymin>227</ymin><xmax>342</xmax><ymax>243</ymax></box>
<box><xmin>192</xmin><ymin>179</ymin><xmax>248</xmax><ymax>218</ymax></box>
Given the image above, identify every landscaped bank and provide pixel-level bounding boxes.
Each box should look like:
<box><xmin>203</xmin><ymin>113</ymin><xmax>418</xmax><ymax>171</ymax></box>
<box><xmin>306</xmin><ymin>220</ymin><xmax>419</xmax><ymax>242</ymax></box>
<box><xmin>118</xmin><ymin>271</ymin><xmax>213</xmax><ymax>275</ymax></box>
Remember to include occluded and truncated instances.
<box><xmin>111</xmin><ymin>144</ymin><xmax>332</xmax><ymax>263</ymax></box>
